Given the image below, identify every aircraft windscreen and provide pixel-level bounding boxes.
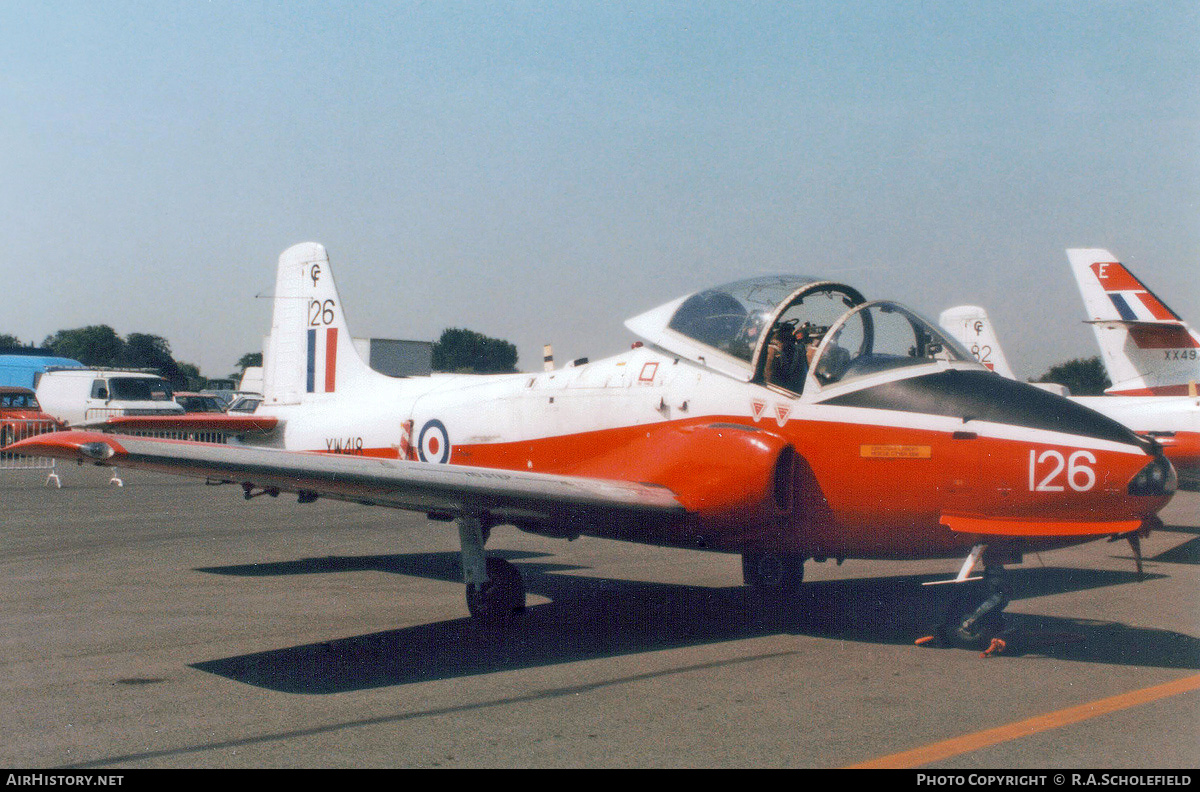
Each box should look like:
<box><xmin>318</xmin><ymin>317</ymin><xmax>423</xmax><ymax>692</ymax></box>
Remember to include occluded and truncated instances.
<box><xmin>813</xmin><ymin>302</ymin><xmax>978</xmax><ymax>387</ymax></box>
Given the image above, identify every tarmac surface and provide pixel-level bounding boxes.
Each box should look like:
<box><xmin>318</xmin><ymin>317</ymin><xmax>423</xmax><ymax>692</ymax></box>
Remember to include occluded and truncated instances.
<box><xmin>2</xmin><ymin>463</ymin><xmax>1197</xmax><ymax>768</ymax></box>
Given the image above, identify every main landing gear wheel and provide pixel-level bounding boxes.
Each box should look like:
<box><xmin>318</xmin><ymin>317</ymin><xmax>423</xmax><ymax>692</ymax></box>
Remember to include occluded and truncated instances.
<box><xmin>465</xmin><ymin>557</ymin><xmax>526</xmax><ymax>624</ymax></box>
<box><xmin>742</xmin><ymin>552</ymin><xmax>806</xmax><ymax>622</ymax></box>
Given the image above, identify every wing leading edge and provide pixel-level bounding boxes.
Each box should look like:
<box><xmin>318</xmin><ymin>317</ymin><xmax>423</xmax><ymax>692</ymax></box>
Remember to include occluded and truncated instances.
<box><xmin>9</xmin><ymin>431</ymin><xmax>685</xmax><ymax>530</ymax></box>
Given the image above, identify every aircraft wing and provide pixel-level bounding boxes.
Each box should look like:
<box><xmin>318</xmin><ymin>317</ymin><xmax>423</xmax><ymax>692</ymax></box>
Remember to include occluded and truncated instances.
<box><xmin>77</xmin><ymin>414</ymin><xmax>280</xmax><ymax>435</ymax></box>
<box><xmin>9</xmin><ymin>431</ymin><xmax>686</xmax><ymax>529</ymax></box>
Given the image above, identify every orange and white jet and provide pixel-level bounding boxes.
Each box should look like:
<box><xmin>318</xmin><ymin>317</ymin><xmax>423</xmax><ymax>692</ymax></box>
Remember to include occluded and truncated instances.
<box><xmin>14</xmin><ymin>243</ymin><xmax>1177</xmax><ymax>648</ymax></box>
<box><xmin>1069</xmin><ymin>248</ymin><xmax>1200</xmax><ymax>397</ymax></box>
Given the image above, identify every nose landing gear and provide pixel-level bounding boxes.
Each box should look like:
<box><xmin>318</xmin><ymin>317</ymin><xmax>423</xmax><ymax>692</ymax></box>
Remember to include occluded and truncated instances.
<box><xmin>946</xmin><ymin>563</ymin><xmax>1010</xmax><ymax>650</ymax></box>
<box><xmin>917</xmin><ymin>544</ymin><xmax>1012</xmax><ymax>654</ymax></box>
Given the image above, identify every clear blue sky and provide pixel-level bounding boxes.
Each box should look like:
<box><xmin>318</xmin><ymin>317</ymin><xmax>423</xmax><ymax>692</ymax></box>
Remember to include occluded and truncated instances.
<box><xmin>3</xmin><ymin>1</ymin><xmax>1197</xmax><ymax>379</ymax></box>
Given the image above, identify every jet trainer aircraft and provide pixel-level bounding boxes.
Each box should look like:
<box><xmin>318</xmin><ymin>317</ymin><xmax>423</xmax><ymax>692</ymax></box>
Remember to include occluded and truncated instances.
<box><xmin>14</xmin><ymin>243</ymin><xmax>1177</xmax><ymax>649</ymax></box>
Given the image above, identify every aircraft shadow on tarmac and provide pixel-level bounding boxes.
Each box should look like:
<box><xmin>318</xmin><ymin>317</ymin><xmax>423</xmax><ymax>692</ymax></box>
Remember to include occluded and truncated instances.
<box><xmin>1150</xmin><ymin>522</ymin><xmax>1200</xmax><ymax>566</ymax></box>
<box><xmin>191</xmin><ymin>549</ymin><xmax>1200</xmax><ymax>694</ymax></box>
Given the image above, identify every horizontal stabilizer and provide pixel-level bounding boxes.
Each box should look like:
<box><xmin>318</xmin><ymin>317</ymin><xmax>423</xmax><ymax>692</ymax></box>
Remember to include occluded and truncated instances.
<box><xmin>1067</xmin><ymin>248</ymin><xmax>1200</xmax><ymax>394</ymax></box>
<box><xmin>941</xmin><ymin>513</ymin><xmax>1143</xmax><ymax>538</ymax></box>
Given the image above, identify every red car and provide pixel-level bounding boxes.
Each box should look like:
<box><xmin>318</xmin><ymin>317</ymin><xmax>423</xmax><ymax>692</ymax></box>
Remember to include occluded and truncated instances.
<box><xmin>0</xmin><ymin>386</ymin><xmax>63</xmax><ymax>448</ymax></box>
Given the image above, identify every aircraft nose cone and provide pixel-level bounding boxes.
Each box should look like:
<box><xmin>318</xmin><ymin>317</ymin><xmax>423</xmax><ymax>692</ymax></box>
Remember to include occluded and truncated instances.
<box><xmin>1128</xmin><ymin>452</ymin><xmax>1177</xmax><ymax>497</ymax></box>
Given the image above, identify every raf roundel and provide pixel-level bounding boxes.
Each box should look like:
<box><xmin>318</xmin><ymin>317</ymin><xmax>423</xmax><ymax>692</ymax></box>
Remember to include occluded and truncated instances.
<box><xmin>418</xmin><ymin>419</ymin><xmax>450</xmax><ymax>464</ymax></box>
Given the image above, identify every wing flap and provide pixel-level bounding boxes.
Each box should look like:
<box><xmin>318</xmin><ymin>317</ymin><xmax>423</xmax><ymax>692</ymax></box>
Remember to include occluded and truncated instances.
<box><xmin>941</xmin><ymin>513</ymin><xmax>1143</xmax><ymax>538</ymax></box>
<box><xmin>10</xmin><ymin>431</ymin><xmax>685</xmax><ymax>524</ymax></box>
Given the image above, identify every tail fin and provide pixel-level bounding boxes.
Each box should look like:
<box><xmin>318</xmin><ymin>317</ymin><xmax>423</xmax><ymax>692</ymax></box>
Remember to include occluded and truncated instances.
<box><xmin>939</xmin><ymin>305</ymin><xmax>1070</xmax><ymax>395</ymax></box>
<box><xmin>1067</xmin><ymin>249</ymin><xmax>1200</xmax><ymax>395</ymax></box>
<box><xmin>262</xmin><ymin>243</ymin><xmax>381</xmax><ymax>406</ymax></box>
<box><xmin>938</xmin><ymin>305</ymin><xmax>1016</xmax><ymax>378</ymax></box>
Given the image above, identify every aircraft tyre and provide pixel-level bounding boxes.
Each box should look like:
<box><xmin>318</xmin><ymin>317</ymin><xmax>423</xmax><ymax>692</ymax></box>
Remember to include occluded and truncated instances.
<box><xmin>465</xmin><ymin>557</ymin><xmax>526</xmax><ymax>624</ymax></box>
<box><xmin>951</xmin><ymin>591</ymin><xmax>1008</xmax><ymax>648</ymax></box>
<box><xmin>742</xmin><ymin>552</ymin><xmax>805</xmax><ymax>593</ymax></box>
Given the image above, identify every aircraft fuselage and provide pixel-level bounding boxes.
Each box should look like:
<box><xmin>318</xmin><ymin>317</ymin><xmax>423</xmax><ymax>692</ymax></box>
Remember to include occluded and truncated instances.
<box><xmin>262</xmin><ymin>343</ymin><xmax>1170</xmax><ymax>561</ymax></box>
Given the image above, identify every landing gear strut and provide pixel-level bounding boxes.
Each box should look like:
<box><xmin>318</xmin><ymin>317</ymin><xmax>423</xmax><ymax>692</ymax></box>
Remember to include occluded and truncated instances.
<box><xmin>458</xmin><ymin>513</ymin><xmax>525</xmax><ymax>625</ymax></box>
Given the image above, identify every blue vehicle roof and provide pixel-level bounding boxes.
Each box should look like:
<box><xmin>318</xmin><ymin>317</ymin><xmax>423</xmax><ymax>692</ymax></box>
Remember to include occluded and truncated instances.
<box><xmin>0</xmin><ymin>355</ymin><xmax>84</xmax><ymax>367</ymax></box>
<box><xmin>0</xmin><ymin>355</ymin><xmax>85</xmax><ymax>388</ymax></box>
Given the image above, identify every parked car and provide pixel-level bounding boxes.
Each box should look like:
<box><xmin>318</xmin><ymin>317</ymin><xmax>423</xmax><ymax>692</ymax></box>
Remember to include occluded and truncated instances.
<box><xmin>198</xmin><ymin>389</ymin><xmax>235</xmax><ymax>410</ymax></box>
<box><xmin>0</xmin><ymin>386</ymin><xmax>63</xmax><ymax>448</ymax></box>
<box><xmin>173</xmin><ymin>392</ymin><xmax>229</xmax><ymax>413</ymax></box>
<box><xmin>225</xmin><ymin>394</ymin><xmax>262</xmax><ymax>414</ymax></box>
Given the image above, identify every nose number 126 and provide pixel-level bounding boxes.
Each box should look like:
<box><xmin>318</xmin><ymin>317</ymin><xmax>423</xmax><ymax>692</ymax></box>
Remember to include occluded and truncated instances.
<box><xmin>1029</xmin><ymin>449</ymin><xmax>1096</xmax><ymax>492</ymax></box>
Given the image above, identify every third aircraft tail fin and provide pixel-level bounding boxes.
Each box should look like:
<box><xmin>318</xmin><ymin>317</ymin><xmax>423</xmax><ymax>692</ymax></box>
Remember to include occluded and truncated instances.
<box><xmin>1067</xmin><ymin>248</ymin><xmax>1200</xmax><ymax>396</ymax></box>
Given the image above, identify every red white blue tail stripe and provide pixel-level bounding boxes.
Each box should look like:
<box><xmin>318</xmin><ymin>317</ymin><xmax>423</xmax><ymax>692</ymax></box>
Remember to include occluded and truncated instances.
<box><xmin>306</xmin><ymin>327</ymin><xmax>339</xmax><ymax>393</ymax></box>
<box><xmin>1093</xmin><ymin>261</ymin><xmax>1183</xmax><ymax>324</ymax></box>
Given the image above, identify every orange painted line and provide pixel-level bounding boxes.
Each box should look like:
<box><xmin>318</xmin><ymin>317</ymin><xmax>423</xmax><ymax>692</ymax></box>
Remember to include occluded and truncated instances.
<box><xmin>846</xmin><ymin>673</ymin><xmax>1200</xmax><ymax>769</ymax></box>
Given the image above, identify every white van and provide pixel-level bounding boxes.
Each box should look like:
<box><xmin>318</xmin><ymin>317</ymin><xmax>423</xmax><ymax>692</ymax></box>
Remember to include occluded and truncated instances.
<box><xmin>36</xmin><ymin>369</ymin><xmax>185</xmax><ymax>427</ymax></box>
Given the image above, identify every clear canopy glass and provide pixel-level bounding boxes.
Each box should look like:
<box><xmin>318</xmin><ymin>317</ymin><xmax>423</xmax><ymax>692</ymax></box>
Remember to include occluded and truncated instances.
<box><xmin>664</xmin><ymin>275</ymin><xmax>865</xmax><ymax>367</ymax></box>
<box><xmin>811</xmin><ymin>301</ymin><xmax>978</xmax><ymax>387</ymax></box>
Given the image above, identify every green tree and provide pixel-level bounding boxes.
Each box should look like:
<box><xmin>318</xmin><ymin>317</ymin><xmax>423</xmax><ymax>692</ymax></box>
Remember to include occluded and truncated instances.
<box><xmin>0</xmin><ymin>333</ymin><xmax>23</xmax><ymax>348</ymax></box>
<box><xmin>235</xmin><ymin>352</ymin><xmax>262</xmax><ymax>372</ymax></box>
<box><xmin>432</xmin><ymin>328</ymin><xmax>519</xmax><ymax>374</ymax></box>
<box><xmin>120</xmin><ymin>333</ymin><xmax>174</xmax><ymax>369</ymax></box>
<box><xmin>175</xmin><ymin>362</ymin><xmax>204</xmax><ymax>391</ymax></box>
<box><xmin>119</xmin><ymin>333</ymin><xmax>184</xmax><ymax>386</ymax></box>
<box><xmin>1034</xmin><ymin>356</ymin><xmax>1111</xmax><ymax>396</ymax></box>
<box><xmin>43</xmin><ymin>325</ymin><xmax>124</xmax><ymax>367</ymax></box>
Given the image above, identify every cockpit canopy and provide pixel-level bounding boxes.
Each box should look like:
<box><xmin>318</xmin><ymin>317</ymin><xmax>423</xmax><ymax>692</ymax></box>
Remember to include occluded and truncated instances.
<box><xmin>810</xmin><ymin>300</ymin><xmax>977</xmax><ymax>388</ymax></box>
<box><xmin>625</xmin><ymin>274</ymin><xmax>980</xmax><ymax>391</ymax></box>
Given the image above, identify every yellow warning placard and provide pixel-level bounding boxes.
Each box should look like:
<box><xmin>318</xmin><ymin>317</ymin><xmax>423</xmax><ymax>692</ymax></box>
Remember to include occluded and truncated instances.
<box><xmin>860</xmin><ymin>445</ymin><xmax>932</xmax><ymax>459</ymax></box>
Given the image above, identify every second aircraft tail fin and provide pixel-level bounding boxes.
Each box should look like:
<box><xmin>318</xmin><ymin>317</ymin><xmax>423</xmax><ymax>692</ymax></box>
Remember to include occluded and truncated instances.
<box><xmin>939</xmin><ymin>305</ymin><xmax>1070</xmax><ymax>395</ymax></box>
<box><xmin>938</xmin><ymin>305</ymin><xmax>1016</xmax><ymax>379</ymax></box>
